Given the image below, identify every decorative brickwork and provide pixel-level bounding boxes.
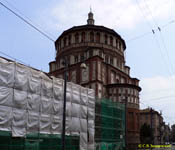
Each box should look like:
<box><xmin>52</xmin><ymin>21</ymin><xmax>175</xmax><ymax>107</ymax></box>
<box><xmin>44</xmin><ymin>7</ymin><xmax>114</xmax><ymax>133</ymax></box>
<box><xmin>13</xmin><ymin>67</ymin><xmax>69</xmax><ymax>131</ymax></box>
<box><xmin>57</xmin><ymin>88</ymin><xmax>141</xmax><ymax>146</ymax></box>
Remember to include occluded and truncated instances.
<box><xmin>49</xmin><ymin>11</ymin><xmax>141</xmax><ymax>149</ymax></box>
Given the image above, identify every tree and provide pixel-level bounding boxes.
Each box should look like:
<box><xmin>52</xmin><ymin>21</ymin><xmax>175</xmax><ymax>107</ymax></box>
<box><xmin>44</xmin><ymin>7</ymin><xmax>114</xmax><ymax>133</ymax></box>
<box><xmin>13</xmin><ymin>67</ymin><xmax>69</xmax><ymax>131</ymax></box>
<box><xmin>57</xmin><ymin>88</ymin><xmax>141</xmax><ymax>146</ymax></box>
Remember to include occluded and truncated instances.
<box><xmin>140</xmin><ymin>123</ymin><xmax>153</xmax><ymax>144</ymax></box>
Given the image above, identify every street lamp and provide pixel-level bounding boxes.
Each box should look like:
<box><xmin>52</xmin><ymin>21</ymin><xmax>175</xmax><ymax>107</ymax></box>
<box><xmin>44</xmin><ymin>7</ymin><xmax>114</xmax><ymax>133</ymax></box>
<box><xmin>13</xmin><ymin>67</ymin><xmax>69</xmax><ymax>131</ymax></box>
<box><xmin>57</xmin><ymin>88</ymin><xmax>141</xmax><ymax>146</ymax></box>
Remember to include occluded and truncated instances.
<box><xmin>61</xmin><ymin>58</ymin><xmax>87</xmax><ymax>150</ymax></box>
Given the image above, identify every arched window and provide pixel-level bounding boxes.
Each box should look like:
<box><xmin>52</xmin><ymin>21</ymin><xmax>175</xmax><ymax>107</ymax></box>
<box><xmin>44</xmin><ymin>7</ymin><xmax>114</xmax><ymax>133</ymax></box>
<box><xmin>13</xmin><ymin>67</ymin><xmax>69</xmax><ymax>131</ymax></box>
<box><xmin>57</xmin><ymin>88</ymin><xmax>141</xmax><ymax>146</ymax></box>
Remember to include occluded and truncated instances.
<box><xmin>99</xmin><ymin>51</ymin><xmax>102</xmax><ymax>57</ymax></box>
<box><xmin>110</xmin><ymin>57</ymin><xmax>113</xmax><ymax>65</ymax></box>
<box><xmin>80</xmin><ymin>54</ymin><xmax>84</xmax><ymax>61</ymax></box>
<box><xmin>68</xmin><ymin>35</ymin><xmax>71</xmax><ymax>45</ymax></box>
<box><xmin>89</xmin><ymin>50</ymin><xmax>93</xmax><ymax>57</ymax></box>
<box><xmin>119</xmin><ymin>42</ymin><xmax>122</xmax><ymax>50</ymax></box>
<box><xmin>74</xmin><ymin>55</ymin><xmax>78</xmax><ymax>63</ymax></box>
<box><xmin>75</xmin><ymin>33</ymin><xmax>79</xmax><ymax>44</ymax></box>
<box><xmin>105</xmin><ymin>55</ymin><xmax>109</xmax><ymax>63</ymax></box>
<box><xmin>117</xmin><ymin>59</ymin><xmax>119</xmax><ymax>67</ymax></box>
<box><xmin>104</xmin><ymin>34</ymin><xmax>108</xmax><ymax>44</ymax></box>
<box><xmin>81</xmin><ymin>32</ymin><xmax>85</xmax><ymax>42</ymax></box>
<box><xmin>67</xmin><ymin>56</ymin><xmax>70</xmax><ymax>65</ymax></box>
<box><xmin>64</xmin><ymin>37</ymin><xmax>67</xmax><ymax>47</ymax></box>
<box><xmin>90</xmin><ymin>32</ymin><xmax>94</xmax><ymax>42</ymax></box>
<box><xmin>110</xmin><ymin>36</ymin><xmax>113</xmax><ymax>46</ymax></box>
<box><xmin>116</xmin><ymin>39</ymin><xmax>118</xmax><ymax>48</ymax></box>
<box><xmin>96</xmin><ymin>32</ymin><xmax>100</xmax><ymax>43</ymax></box>
<box><xmin>57</xmin><ymin>42</ymin><xmax>60</xmax><ymax>51</ymax></box>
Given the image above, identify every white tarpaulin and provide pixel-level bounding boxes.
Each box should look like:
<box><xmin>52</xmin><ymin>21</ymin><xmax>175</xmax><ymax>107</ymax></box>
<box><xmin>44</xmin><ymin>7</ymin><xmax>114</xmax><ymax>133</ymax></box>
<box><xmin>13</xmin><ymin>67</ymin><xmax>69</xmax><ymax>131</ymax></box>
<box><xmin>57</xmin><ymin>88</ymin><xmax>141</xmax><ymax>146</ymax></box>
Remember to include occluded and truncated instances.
<box><xmin>27</xmin><ymin>93</ymin><xmax>40</xmax><ymax>112</ymax></box>
<box><xmin>14</xmin><ymin>89</ymin><xmax>27</xmax><ymax>109</ymax></box>
<box><xmin>12</xmin><ymin>108</ymin><xmax>26</xmax><ymax>137</ymax></box>
<box><xmin>51</xmin><ymin>115</ymin><xmax>61</xmax><ymax>134</ymax></box>
<box><xmin>14</xmin><ymin>63</ymin><xmax>29</xmax><ymax>91</ymax></box>
<box><xmin>0</xmin><ymin>86</ymin><xmax>13</xmax><ymax>107</ymax></box>
<box><xmin>28</xmin><ymin>69</ymin><xmax>41</xmax><ymax>94</ymax></box>
<box><xmin>0</xmin><ymin>105</ymin><xmax>12</xmax><ymax>131</ymax></box>
<box><xmin>0</xmin><ymin>59</ymin><xmax>14</xmax><ymax>88</ymax></box>
<box><xmin>40</xmin><ymin>114</ymin><xmax>51</xmax><ymax>134</ymax></box>
<box><xmin>27</xmin><ymin>111</ymin><xmax>39</xmax><ymax>133</ymax></box>
<box><xmin>0</xmin><ymin>57</ymin><xmax>95</xmax><ymax>150</ymax></box>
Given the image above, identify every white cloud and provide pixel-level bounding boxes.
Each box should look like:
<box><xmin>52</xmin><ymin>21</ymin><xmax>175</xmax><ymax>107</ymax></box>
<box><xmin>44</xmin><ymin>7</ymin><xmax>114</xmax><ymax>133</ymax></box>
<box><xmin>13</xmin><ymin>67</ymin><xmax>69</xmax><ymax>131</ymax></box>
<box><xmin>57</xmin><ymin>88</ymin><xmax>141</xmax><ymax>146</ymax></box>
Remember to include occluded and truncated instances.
<box><xmin>140</xmin><ymin>75</ymin><xmax>175</xmax><ymax>125</ymax></box>
<box><xmin>40</xmin><ymin>0</ymin><xmax>175</xmax><ymax>31</ymax></box>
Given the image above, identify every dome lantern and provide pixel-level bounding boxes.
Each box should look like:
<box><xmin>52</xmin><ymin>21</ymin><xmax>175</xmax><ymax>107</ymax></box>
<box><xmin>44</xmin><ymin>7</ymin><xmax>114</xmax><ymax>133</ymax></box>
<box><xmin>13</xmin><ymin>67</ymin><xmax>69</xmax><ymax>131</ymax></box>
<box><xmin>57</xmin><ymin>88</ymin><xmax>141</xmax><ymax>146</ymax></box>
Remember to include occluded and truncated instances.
<box><xmin>87</xmin><ymin>9</ymin><xmax>95</xmax><ymax>25</ymax></box>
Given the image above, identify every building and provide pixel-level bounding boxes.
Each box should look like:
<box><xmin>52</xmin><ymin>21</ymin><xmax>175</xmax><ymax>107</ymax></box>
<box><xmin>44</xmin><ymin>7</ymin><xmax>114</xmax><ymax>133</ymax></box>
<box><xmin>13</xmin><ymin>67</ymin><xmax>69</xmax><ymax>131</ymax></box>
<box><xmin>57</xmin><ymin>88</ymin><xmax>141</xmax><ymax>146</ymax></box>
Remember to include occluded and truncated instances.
<box><xmin>164</xmin><ymin>124</ymin><xmax>171</xmax><ymax>144</ymax></box>
<box><xmin>170</xmin><ymin>124</ymin><xmax>175</xmax><ymax>142</ymax></box>
<box><xmin>0</xmin><ymin>56</ymin><xmax>95</xmax><ymax>150</ymax></box>
<box><xmin>140</xmin><ymin>108</ymin><xmax>165</xmax><ymax>144</ymax></box>
<box><xmin>49</xmin><ymin>11</ymin><xmax>141</xmax><ymax>149</ymax></box>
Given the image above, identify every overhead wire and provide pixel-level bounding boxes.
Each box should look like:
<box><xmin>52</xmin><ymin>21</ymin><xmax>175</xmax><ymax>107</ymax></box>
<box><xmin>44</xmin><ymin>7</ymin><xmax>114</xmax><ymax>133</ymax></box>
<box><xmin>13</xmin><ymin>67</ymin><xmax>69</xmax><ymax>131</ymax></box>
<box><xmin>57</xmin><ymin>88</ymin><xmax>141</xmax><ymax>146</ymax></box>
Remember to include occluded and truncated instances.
<box><xmin>135</xmin><ymin>0</ymin><xmax>154</xmax><ymax>30</ymax></box>
<box><xmin>135</xmin><ymin>0</ymin><xmax>175</xmax><ymax>125</ymax></box>
<box><xmin>2</xmin><ymin>0</ymin><xmax>56</xmax><ymax>40</ymax></box>
<box><xmin>141</xmin><ymin>94</ymin><xmax>175</xmax><ymax>102</ymax></box>
<box><xmin>158</xmin><ymin>28</ymin><xmax>175</xmax><ymax>73</ymax></box>
<box><xmin>0</xmin><ymin>0</ymin><xmax>56</xmax><ymax>69</ymax></box>
<box><xmin>140</xmin><ymin>87</ymin><xmax>175</xmax><ymax>96</ymax></box>
<box><xmin>135</xmin><ymin>0</ymin><xmax>174</xmax><ymax>76</ymax></box>
<box><xmin>126</xmin><ymin>31</ymin><xmax>152</xmax><ymax>42</ymax></box>
<box><xmin>143</xmin><ymin>0</ymin><xmax>175</xmax><ymax>74</ymax></box>
<box><xmin>1</xmin><ymin>0</ymin><xmax>175</xmax><ymax>124</ymax></box>
<box><xmin>0</xmin><ymin>1</ymin><xmax>55</xmax><ymax>42</ymax></box>
<box><xmin>0</xmin><ymin>50</ymin><xmax>28</xmax><ymax>65</ymax></box>
<box><xmin>152</xmin><ymin>32</ymin><xmax>173</xmax><ymax>76</ymax></box>
<box><xmin>143</xmin><ymin>0</ymin><xmax>159</xmax><ymax>27</ymax></box>
<box><xmin>127</xmin><ymin>19</ymin><xmax>175</xmax><ymax>42</ymax></box>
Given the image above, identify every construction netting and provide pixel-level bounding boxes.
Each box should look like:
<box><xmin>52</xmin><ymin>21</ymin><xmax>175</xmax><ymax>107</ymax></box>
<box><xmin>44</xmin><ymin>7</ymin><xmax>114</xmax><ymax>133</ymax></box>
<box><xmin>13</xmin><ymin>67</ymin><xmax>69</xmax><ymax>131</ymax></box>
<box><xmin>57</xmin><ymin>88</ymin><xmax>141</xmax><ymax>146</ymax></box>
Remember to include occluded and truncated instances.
<box><xmin>0</xmin><ymin>57</ymin><xmax>95</xmax><ymax>150</ymax></box>
<box><xmin>0</xmin><ymin>131</ymin><xmax>79</xmax><ymax>150</ymax></box>
<box><xmin>95</xmin><ymin>99</ymin><xmax>125</xmax><ymax>150</ymax></box>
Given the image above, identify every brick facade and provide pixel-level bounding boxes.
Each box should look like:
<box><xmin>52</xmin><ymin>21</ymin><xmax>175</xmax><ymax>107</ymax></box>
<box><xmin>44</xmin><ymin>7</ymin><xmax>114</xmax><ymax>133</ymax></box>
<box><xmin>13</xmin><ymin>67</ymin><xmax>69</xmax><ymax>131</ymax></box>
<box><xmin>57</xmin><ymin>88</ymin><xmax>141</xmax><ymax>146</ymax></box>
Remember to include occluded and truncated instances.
<box><xmin>49</xmin><ymin>11</ymin><xmax>141</xmax><ymax>149</ymax></box>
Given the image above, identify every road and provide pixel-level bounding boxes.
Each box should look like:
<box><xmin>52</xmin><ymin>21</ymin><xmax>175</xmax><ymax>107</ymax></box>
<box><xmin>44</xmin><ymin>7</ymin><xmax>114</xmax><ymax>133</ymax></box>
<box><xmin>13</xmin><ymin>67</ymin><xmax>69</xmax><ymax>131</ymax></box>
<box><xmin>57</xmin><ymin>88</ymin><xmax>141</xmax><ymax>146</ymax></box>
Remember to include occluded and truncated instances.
<box><xmin>152</xmin><ymin>145</ymin><xmax>175</xmax><ymax>150</ymax></box>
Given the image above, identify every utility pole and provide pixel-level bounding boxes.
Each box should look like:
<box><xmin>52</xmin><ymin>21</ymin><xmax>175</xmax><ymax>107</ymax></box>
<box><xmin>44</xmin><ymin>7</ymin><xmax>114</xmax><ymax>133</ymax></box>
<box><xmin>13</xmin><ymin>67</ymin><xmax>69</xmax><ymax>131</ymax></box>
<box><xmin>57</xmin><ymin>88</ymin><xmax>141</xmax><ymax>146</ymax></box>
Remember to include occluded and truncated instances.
<box><xmin>61</xmin><ymin>59</ymin><xmax>68</xmax><ymax>150</ymax></box>
<box><xmin>61</xmin><ymin>57</ymin><xmax>87</xmax><ymax>150</ymax></box>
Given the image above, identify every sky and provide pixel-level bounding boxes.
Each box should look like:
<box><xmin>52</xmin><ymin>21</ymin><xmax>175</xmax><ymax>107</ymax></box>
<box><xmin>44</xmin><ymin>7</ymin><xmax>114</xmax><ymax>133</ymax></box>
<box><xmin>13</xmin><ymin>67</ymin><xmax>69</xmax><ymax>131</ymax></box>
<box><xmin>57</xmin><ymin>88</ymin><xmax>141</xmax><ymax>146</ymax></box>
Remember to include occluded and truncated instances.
<box><xmin>0</xmin><ymin>0</ymin><xmax>175</xmax><ymax>125</ymax></box>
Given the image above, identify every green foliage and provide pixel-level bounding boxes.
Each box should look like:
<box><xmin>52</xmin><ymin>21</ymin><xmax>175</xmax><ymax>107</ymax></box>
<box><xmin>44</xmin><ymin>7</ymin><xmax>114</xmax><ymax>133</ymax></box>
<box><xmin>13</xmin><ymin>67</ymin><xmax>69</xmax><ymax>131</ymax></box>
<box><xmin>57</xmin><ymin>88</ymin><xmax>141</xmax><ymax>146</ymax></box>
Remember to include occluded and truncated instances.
<box><xmin>140</xmin><ymin>123</ymin><xmax>153</xmax><ymax>144</ymax></box>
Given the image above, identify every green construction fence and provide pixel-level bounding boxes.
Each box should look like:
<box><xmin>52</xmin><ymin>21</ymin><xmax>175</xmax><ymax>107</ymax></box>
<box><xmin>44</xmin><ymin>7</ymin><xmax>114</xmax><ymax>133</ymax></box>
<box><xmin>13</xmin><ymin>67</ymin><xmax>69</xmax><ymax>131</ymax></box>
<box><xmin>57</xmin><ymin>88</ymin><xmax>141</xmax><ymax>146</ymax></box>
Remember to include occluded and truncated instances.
<box><xmin>95</xmin><ymin>98</ymin><xmax>125</xmax><ymax>150</ymax></box>
<box><xmin>0</xmin><ymin>131</ymin><xmax>79</xmax><ymax>150</ymax></box>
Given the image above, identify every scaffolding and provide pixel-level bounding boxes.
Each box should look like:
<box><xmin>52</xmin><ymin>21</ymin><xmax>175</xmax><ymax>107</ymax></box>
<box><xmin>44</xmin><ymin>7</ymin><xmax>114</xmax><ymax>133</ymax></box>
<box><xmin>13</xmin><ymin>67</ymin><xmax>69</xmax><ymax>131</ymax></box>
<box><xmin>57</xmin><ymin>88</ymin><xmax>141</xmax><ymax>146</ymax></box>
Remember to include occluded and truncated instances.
<box><xmin>95</xmin><ymin>99</ymin><xmax>125</xmax><ymax>150</ymax></box>
<box><xmin>0</xmin><ymin>57</ymin><xmax>95</xmax><ymax>150</ymax></box>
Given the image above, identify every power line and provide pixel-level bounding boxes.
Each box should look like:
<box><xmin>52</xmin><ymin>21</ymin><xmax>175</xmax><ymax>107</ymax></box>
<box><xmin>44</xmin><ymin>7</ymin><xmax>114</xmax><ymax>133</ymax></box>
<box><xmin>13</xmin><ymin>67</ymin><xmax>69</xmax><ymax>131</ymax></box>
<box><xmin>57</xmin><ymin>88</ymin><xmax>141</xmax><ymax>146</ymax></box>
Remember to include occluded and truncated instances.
<box><xmin>142</xmin><ymin>94</ymin><xmax>175</xmax><ymax>102</ymax></box>
<box><xmin>158</xmin><ymin>28</ymin><xmax>175</xmax><ymax>73</ymax></box>
<box><xmin>142</xmin><ymin>0</ymin><xmax>175</xmax><ymax>74</ymax></box>
<box><xmin>127</xmin><ymin>19</ymin><xmax>175</xmax><ymax>42</ymax></box>
<box><xmin>143</xmin><ymin>0</ymin><xmax>159</xmax><ymax>27</ymax></box>
<box><xmin>127</xmin><ymin>31</ymin><xmax>152</xmax><ymax>42</ymax></box>
<box><xmin>0</xmin><ymin>50</ymin><xmax>28</xmax><ymax>65</ymax></box>
<box><xmin>0</xmin><ymin>1</ymin><xmax>55</xmax><ymax>42</ymax></box>
<box><xmin>162</xmin><ymin>20</ymin><xmax>175</xmax><ymax>29</ymax></box>
<box><xmin>2</xmin><ymin>0</ymin><xmax>56</xmax><ymax>40</ymax></box>
<box><xmin>153</xmin><ymin>32</ymin><xmax>173</xmax><ymax>76</ymax></box>
<box><xmin>135</xmin><ymin>0</ymin><xmax>174</xmax><ymax>76</ymax></box>
<box><xmin>140</xmin><ymin>88</ymin><xmax>175</xmax><ymax>97</ymax></box>
<box><xmin>135</xmin><ymin>0</ymin><xmax>154</xmax><ymax>30</ymax></box>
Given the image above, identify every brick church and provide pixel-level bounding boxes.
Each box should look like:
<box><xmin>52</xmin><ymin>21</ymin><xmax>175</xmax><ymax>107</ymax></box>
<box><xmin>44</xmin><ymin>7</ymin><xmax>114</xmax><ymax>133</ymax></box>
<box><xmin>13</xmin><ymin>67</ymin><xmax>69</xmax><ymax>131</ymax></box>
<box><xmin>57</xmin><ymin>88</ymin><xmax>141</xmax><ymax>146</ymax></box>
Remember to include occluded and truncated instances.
<box><xmin>49</xmin><ymin>11</ymin><xmax>141</xmax><ymax>149</ymax></box>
